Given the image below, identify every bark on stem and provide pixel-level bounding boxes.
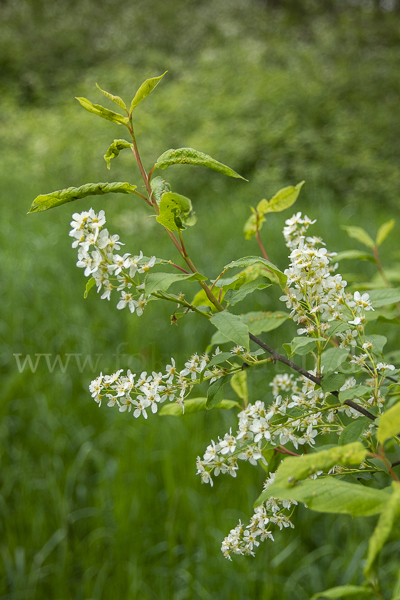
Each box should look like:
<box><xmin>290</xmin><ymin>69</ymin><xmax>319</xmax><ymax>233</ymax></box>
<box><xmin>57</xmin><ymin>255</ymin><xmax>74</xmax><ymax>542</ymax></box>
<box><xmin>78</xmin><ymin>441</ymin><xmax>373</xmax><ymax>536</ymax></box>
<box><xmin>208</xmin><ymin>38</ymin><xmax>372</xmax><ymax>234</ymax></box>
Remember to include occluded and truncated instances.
<box><xmin>249</xmin><ymin>333</ymin><xmax>376</xmax><ymax>421</ymax></box>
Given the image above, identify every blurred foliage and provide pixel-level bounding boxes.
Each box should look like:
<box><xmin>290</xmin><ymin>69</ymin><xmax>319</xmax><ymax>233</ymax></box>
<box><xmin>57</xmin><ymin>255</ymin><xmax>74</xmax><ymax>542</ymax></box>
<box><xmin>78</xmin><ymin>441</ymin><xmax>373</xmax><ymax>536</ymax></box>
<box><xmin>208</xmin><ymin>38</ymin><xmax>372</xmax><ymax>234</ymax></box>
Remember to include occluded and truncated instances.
<box><xmin>1</xmin><ymin>0</ymin><xmax>400</xmax><ymax>211</ymax></box>
<box><xmin>1</xmin><ymin>0</ymin><xmax>400</xmax><ymax>598</ymax></box>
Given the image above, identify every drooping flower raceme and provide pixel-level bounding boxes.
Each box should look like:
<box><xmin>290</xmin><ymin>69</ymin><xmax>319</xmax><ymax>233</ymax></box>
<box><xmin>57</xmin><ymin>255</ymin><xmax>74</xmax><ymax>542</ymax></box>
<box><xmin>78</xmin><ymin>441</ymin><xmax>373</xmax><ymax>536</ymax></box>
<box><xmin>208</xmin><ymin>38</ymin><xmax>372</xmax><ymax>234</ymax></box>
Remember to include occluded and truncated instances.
<box><xmin>280</xmin><ymin>213</ymin><xmax>396</xmax><ymax>387</ymax></box>
<box><xmin>281</xmin><ymin>212</ymin><xmax>374</xmax><ymax>340</ymax></box>
<box><xmin>89</xmin><ymin>349</ymin><xmax>235</xmax><ymax>417</ymax></box>
<box><xmin>70</xmin><ymin>208</ymin><xmax>157</xmax><ymax>315</ymax></box>
<box><xmin>203</xmin><ymin>363</ymin><xmax>380</xmax><ymax>560</ymax></box>
<box><xmin>89</xmin><ymin>345</ymin><xmax>267</xmax><ymax>419</ymax></box>
<box><xmin>220</xmin><ymin>473</ymin><xmax>296</xmax><ymax>559</ymax></box>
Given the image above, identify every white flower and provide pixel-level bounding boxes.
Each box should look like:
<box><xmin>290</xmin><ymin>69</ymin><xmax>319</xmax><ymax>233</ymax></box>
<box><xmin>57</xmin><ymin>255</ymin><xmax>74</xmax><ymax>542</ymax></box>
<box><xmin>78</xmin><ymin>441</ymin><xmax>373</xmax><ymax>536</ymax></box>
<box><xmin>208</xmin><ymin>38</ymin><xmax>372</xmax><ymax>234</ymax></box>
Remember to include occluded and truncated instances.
<box><xmin>132</xmin><ymin>396</ymin><xmax>151</xmax><ymax>419</ymax></box>
<box><xmin>113</xmin><ymin>253</ymin><xmax>131</xmax><ymax>275</ymax></box>
<box><xmin>70</xmin><ymin>211</ymin><xmax>90</xmax><ymax>232</ymax></box>
<box><xmin>125</xmin><ymin>251</ymin><xmax>143</xmax><ymax>276</ymax></box>
<box><xmin>117</xmin><ymin>291</ymin><xmax>138</xmax><ymax>313</ymax></box>
<box><xmin>298</xmin><ymin>425</ymin><xmax>318</xmax><ymax>446</ymax></box>
<box><xmin>353</xmin><ymin>291</ymin><xmax>374</xmax><ymax>312</ymax></box>
<box><xmin>250</xmin><ymin>418</ymin><xmax>271</xmax><ymax>443</ymax></box>
<box><xmin>348</xmin><ymin>316</ymin><xmax>361</xmax><ymax>326</ymax></box>
<box><xmin>100</xmin><ymin>279</ymin><xmax>113</xmax><ymax>300</ymax></box>
<box><xmin>138</xmin><ymin>256</ymin><xmax>156</xmax><ymax>273</ymax></box>
<box><xmin>136</xmin><ymin>294</ymin><xmax>147</xmax><ymax>316</ymax></box>
<box><xmin>219</xmin><ymin>430</ymin><xmax>237</xmax><ymax>454</ymax></box>
<box><xmin>376</xmin><ymin>362</ymin><xmax>395</xmax><ymax>371</ymax></box>
<box><xmin>88</xmin><ymin>208</ymin><xmax>106</xmax><ymax>230</ymax></box>
<box><xmin>238</xmin><ymin>446</ymin><xmax>262</xmax><ymax>465</ymax></box>
<box><xmin>204</xmin><ymin>441</ymin><xmax>220</xmax><ymax>462</ymax></box>
<box><xmin>231</xmin><ymin>345</ymin><xmax>245</xmax><ymax>355</ymax></box>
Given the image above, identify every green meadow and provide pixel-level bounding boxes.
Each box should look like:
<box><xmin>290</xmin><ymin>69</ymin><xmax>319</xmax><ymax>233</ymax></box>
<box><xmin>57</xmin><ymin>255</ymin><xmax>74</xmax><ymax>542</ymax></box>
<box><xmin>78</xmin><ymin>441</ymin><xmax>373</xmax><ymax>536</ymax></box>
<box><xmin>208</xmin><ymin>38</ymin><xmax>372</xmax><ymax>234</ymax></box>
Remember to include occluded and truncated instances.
<box><xmin>1</xmin><ymin>2</ymin><xmax>400</xmax><ymax>598</ymax></box>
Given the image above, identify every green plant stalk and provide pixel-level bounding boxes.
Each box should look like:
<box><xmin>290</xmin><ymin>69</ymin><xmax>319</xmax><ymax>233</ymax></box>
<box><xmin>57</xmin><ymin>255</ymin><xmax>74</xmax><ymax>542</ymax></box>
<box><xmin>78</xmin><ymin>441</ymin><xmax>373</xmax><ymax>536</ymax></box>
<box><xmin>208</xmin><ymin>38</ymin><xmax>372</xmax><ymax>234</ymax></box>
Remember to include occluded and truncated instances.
<box><xmin>127</xmin><ymin>121</ymin><xmax>185</xmax><ymax>257</ymax></box>
<box><xmin>127</xmin><ymin>119</ymin><xmax>224</xmax><ymax>313</ymax></box>
<box><xmin>178</xmin><ymin>230</ymin><xmax>225</xmax><ymax>312</ymax></box>
<box><xmin>152</xmin><ymin>291</ymin><xmax>211</xmax><ymax>318</ymax></box>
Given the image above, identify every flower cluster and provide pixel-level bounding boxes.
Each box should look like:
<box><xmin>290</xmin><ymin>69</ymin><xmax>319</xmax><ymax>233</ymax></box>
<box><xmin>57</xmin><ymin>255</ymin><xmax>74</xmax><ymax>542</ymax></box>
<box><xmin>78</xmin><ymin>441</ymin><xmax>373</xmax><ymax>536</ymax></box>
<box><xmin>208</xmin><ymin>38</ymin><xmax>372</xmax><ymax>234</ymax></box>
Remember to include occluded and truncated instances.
<box><xmin>197</xmin><ymin>390</ymin><xmax>322</xmax><ymax>488</ymax></box>
<box><xmin>280</xmin><ymin>212</ymin><xmax>374</xmax><ymax>342</ymax></box>
<box><xmin>221</xmin><ymin>473</ymin><xmax>296</xmax><ymax>559</ymax></box>
<box><xmin>70</xmin><ymin>208</ymin><xmax>157</xmax><ymax>315</ymax></box>
<box><xmin>199</xmin><ymin>367</ymin><xmax>375</xmax><ymax>559</ymax></box>
<box><xmin>89</xmin><ymin>350</ymin><xmax>235</xmax><ymax>417</ymax></box>
<box><xmin>198</xmin><ymin>366</ymin><xmax>367</xmax><ymax>490</ymax></box>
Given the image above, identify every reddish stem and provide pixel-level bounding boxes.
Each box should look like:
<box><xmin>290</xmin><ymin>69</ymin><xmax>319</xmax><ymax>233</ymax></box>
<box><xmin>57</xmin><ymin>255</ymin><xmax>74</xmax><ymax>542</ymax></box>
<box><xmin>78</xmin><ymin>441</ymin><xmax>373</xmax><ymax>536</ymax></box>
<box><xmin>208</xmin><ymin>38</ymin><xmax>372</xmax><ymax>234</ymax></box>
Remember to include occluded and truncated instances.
<box><xmin>276</xmin><ymin>446</ymin><xmax>300</xmax><ymax>457</ymax></box>
<box><xmin>255</xmin><ymin>213</ymin><xmax>270</xmax><ymax>261</ymax></box>
<box><xmin>169</xmin><ymin>262</ymin><xmax>190</xmax><ymax>274</ymax></box>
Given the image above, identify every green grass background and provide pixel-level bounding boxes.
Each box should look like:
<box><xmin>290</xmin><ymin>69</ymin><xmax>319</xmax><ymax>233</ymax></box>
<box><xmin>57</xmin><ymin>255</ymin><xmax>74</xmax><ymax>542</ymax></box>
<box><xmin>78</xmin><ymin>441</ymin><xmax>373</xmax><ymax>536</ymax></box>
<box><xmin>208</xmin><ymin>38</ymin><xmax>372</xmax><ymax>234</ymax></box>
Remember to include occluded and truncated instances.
<box><xmin>1</xmin><ymin>1</ymin><xmax>400</xmax><ymax>598</ymax></box>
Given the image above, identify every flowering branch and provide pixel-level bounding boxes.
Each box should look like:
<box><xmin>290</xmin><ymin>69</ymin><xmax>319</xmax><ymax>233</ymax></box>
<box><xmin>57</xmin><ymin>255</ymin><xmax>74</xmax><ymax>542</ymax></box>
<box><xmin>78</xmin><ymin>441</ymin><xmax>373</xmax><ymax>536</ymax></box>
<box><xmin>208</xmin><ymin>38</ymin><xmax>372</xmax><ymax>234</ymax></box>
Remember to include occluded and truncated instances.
<box><xmin>30</xmin><ymin>75</ymin><xmax>400</xmax><ymax>593</ymax></box>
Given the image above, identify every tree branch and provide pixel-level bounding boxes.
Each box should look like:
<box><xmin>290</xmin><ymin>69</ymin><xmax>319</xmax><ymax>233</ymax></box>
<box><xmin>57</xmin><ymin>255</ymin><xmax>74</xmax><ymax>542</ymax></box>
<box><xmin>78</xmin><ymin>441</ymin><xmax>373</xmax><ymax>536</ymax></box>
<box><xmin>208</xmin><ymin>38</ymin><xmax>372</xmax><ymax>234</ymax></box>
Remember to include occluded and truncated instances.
<box><xmin>249</xmin><ymin>333</ymin><xmax>376</xmax><ymax>421</ymax></box>
<box><xmin>249</xmin><ymin>333</ymin><xmax>321</xmax><ymax>384</ymax></box>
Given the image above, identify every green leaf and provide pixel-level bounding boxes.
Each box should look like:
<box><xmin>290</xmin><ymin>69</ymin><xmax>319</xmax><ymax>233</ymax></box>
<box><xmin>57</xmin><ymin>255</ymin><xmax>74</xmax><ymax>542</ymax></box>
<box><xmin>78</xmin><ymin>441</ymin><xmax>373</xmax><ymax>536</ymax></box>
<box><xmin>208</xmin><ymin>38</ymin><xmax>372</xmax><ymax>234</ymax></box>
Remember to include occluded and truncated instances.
<box><xmin>156</xmin><ymin>191</ymin><xmax>196</xmax><ymax>232</ymax></box>
<box><xmin>84</xmin><ymin>277</ymin><xmax>96</xmax><ymax>299</ymax></box>
<box><xmin>129</xmin><ymin>72</ymin><xmax>167</xmax><ymax>114</ymax></box>
<box><xmin>283</xmin><ymin>336</ymin><xmax>325</xmax><ymax>358</ymax></box>
<box><xmin>76</xmin><ymin>97</ymin><xmax>129</xmax><ymax>125</ymax></box>
<box><xmin>210</xmin><ymin>311</ymin><xmax>289</xmax><ymax>346</ymax></box>
<box><xmin>210</xmin><ymin>312</ymin><xmax>250</xmax><ymax>351</ymax></box>
<box><xmin>339</xmin><ymin>417</ymin><xmax>370</xmax><ymax>445</ymax></box>
<box><xmin>257</xmin><ymin>181</ymin><xmax>305</xmax><ymax>216</ymax></box>
<box><xmin>334</xmin><ymin>249</ymin><xmax>376</xmax><ymax>263</ymax></box>
<box><xmin>206</xmin><ymin>376</ymin><xmax>229</xmax><ymax>409</ymax></box>
<box><xmin>377</xmin><ymin>401</ymin><xmax>400</xmax><ymax>445</ymax></box>
<box><xmin>311</xmin><ymin>586</ymin><xmax>374</xmax><ymax>599</ymax></box>
<box><xmin>206</xmin><ymin>352</ymin><xmax>234</xmax><ymax>369</ymax></box>
<box><xmin>364</xmin><ymin>482</ymin><xmax>400</xmax><ymax>579</ymax></box>
<box><xmin>377</xmin><ymin>315</ymin><xmax>400</xmax><ymax>326</ymax></box>
<box><xmin>258</xmin><ymin>478</ymin><xmax>388</xmax><ymax>517</ymax></box>
<box><xmin>261</xmin><ymin>442</ymin><xmax>367</xmax><ymax>492</ymax></box>
<box><xmin>367</xmin><ymin>288</ymin><xmax>400</xmax><ymax>307</ymax></box>
<box><xmin>320</xmin><ymin>348</ymin><xmax>349</xmax><ymax>372</ymax></box>
<box><xmin>376</xmin><ymin>219</ymin><xmax>395</xmax><ymax>247</ymax></box>
<box><xmin>392</xmin><ymin>570</ymin><xmax>400</xmax><ymax>600</ymax></box>
<box><xmin>150</xmin><ymin>176</ymin><xmax>171</xmax><ymax>204</ymax></box>
<box><xmin>327</xmin><ymin>321</ymin><xmax>351</xmax><ymax>337</ymax></box>
<box><xmin>243</xmin><ymin>212</ymin><xmax>260</xmax><ymax>240</ymax></box>
<box><xmin>103</xmin><ymin>139</ymin><xmax>133</xmax><ymax>169</ymax></box>
<box><xmin>160</xmin><ymin>397</ymin><xmax>239</xmax><ymax>416</ymax></box>
<box><xmin>321</xmin><ymin>372</ymin><xmax>346</xmax><ymax>393</ymax></box>
<box><xmin>224</xmin><ymin>256</ymin><xmax>287</xmax><ymax>289</ymax></box>
<box><xmin>144</xmin><ymin>271</ymin><xmax>207</xmax><ymax>295</ymax></box>
<box><xmin>244</xmin><ymin>310</ymin><xmax>288</xmax><ymax>334</ymax></box>
<box><xmin>154</xmin><ymin>147</ymin><xmax>247</xmax><ymax>181</ymax></box>
<box><xmin>212</xmin><ymin>275</ymin><xmax>241</xmax><ymax>289</ymax></box>
<box><xmin>254</xmin><ymin>444</ymin><xmax>391</xmax><ymax>517</ymax></box>
<box><xmin>342</xmin><ymin>225</ymin><xmax>375</xmax><ymax>249</ymax></box>
<box><xmin>243</xmin><ymin>183</ymin><xmax>304</xmax><ymax>241</ymax></box>
<box><xmin>339</xmin><ymin>385</ymin><xmax>373</xmax><ymax>403</ymax></box>
<box><xmin>230</xmin><ymin>370</ymin><xmax>248</xmax><ymax>402</ymax></box>
<box><xmin>95</xmin><ymin>83</ymin><xmax>127</xmax><ymax>111</ymax></box>
<box><xmin>365</xmin><ymin>334</ymin><xmax>387</xmax><ymax>355</ymax></box>
<box><xmin>224</xmin><ymin>278</ymin><xmax>271</xmax><ymax>306</ymax></box>
<box><xmin>29</xmin><ymin>181</ymin><xmax>137</xmax><ymax>213</ymax></box>
<box><xmin>192</xmin><ymin>288</ymin><xmax>223</xmax><ymax>312</ymax></box>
